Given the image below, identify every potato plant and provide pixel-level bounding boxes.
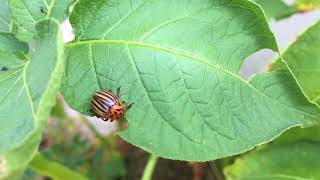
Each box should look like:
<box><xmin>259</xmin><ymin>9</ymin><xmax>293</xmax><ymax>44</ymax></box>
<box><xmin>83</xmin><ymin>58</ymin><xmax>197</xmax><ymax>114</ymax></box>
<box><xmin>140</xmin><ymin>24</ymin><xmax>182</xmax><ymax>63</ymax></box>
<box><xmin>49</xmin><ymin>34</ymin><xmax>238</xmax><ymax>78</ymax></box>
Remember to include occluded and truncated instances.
<box><xmin>0</xmin><ymin>0</ymin><xmax>319</xmax><ymax>179</ymax></box>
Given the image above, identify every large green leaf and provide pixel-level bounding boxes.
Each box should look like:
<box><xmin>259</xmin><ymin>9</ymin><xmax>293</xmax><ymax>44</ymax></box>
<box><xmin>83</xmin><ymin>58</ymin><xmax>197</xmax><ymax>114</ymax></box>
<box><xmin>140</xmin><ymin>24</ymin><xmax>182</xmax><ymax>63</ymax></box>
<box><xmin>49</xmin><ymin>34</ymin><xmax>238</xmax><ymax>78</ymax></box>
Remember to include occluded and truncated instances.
<box><xmin>274</xmin><ymin>21</ymin><xmax>320</xmax><ymax>107</ymax></box>
<box><xmin>224</xmin><ymin>142</ymin><xmax>320</xmax><ymax>179</ymax></box>
<box><xmin>61</xmin><ymin>0</ymin><xmax>320</xmax><ymax>161</ymax></box>
<box><xmin>0</xmin><ymin>0</ymin><xmax>11</xmax><ymax>32</ymax></box>
<box><xmin>8</xmin><ymin>0</ymin><xmax>69</xmax><ymax>41</ymax></box>
<box><xmin>254</xmin><ymin>0</ymin><xmax>297</xmax><ymax>20</ymax></box>
<box><xmin>0</xmin><ymin>19</ymin><xmax>64</xmax><ymax>176</ymax></box>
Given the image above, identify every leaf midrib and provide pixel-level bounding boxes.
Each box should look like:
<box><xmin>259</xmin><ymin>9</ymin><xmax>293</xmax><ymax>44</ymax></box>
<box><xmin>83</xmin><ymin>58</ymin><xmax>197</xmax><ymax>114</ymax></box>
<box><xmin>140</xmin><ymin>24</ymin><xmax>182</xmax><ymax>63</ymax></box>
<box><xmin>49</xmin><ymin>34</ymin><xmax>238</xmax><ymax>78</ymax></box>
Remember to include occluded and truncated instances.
<box><xmin>65</xmin><ymin>40</ymin><xmax>320</xmax><ymax>120</ymax></box>
<box><xmin>22</xmin><ymin>61</ymin><xmax>36</xmax><ymax>118</ymax></box>
<box><xmin>125</xmin><ymin>45</ymin><xmax>199</xmax><ymax>143</ymax></box>
<box><xmin>45</xmin><ymin>0</ymin><xmax>56</xmax><ymax>18</ymax></box>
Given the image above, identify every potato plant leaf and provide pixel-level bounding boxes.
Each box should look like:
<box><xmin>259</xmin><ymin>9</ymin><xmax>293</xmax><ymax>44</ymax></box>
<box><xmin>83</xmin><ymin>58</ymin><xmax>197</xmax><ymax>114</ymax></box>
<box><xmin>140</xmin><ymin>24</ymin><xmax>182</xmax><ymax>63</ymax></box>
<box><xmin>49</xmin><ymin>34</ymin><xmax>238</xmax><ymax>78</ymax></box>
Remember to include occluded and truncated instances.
<box><xmin>274</xmin><ymin>21</ymin><xmax>320</xmax><ymax>107</ymax></box>
<box><xmin>224</xmin><ymin>142</ymin><xmax>320</xmax><ymax>180</ymax></box>
<box><xmin>0</xmin><ymin>19</ymin><xmax>64</xmax><ymax>176</ymax></box>
<box><xmin>8</xmin><ymin>0</ymin><xmax>69</xmax><ymax>41</ymax></box>
<box><xmin>61</xmin><ymin>0</ymin><xmax>320</xmax><ymax>161</ymax></box>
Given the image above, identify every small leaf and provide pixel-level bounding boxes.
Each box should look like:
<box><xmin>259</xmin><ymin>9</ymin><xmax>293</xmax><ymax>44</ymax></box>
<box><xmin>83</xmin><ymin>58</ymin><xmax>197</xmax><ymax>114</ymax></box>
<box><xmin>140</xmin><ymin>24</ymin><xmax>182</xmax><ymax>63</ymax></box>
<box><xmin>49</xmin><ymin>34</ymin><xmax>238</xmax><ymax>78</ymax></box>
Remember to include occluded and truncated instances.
<box><xmin>0</xmin><ymin>19</ymin><xmax>64</xmax><ymax>176</ymax></box>
<box><xmin>253</xmin><ymin>0</ymin><xmax>297</xmax><ymax>20</ymax></box>
<box><xmin>296</xmin><ymin>0</ymin><xmax>320</xmax><ymax>11</ymax></box>
<box><xmin>0</xmin><ymin>0</ymin><xmax>12</xmax><ymax>32</ymax></box>
<box><xmin>8</xmin><ymin>0</ymin><xmax>69</xmax><ymax>41</ymax></box>
<box><xmin>274</xmin><ymin>20</ymin><xmax>320</xmax><ymax>107</ymax></box>
<box><xmin>61</xmin><ymin>0</ymin><xmax>320</xmax><ymax>161</ymax></box>
<box><xmin>224</xmin><ymin>142</ymin><xmax>320</xmax><ymax>180</ymax></box>
<box><xmin>274</xmin><ymin>125</ymin><xmax>320</xmax><ymax>144</ymax></box>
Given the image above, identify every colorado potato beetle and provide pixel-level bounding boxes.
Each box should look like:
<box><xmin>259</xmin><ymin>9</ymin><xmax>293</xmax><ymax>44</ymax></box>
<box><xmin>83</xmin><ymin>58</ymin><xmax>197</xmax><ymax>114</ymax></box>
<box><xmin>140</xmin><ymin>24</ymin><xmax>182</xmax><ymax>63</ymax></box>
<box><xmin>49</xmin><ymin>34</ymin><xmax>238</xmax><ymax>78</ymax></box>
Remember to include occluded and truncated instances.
<box><xmin>91</xmin><ymin>87</ymin><xmax>133</xmax><ymax>122</ymax></box>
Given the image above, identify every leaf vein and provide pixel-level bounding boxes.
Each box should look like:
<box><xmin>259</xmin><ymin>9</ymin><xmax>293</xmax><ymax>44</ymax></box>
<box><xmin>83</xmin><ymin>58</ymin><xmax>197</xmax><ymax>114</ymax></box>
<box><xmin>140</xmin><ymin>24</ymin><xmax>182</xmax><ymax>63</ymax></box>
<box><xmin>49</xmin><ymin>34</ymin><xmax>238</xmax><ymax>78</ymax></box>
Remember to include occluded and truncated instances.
<box><xmin>102</xmin><ymin>0</ymin><xmax>149</xmax><ymax>38</ymax></box>
<box><xmin>126</xmin><ymin>45</ymin><xmax>199</xmax><ymax>143</ymax></box>
<box><xmin>22</xmin><ymin>61</ymin><xmax>36</xmax><ymax>118</ymax></box>
<box><xmin>88</xmin><ymin>43</ymin><xmax>101</xmax><ymax>89</ymax></box>
<box><xmin>66</xmin><ymin>40</ymin><xmax>320</xmax><ymax>120</ymax></box>
<box><xmin>21</xmin><ymin>0</ymin><xmax>37</xmax><ymax>23</ymax></box>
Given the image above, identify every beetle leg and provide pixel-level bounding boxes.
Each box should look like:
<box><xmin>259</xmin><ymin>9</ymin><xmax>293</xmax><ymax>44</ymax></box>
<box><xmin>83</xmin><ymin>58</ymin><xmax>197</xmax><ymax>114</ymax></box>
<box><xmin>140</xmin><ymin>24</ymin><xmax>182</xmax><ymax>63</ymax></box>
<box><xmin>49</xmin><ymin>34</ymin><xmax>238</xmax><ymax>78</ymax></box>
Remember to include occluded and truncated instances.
<box><xmin>126</xmin><ymin>103</ymin><xmax>134</xmax><ymax>110</ymax></box>
<box><xmin>89</xmin><ymin>109</ymin><xmax>96</xmax><ymax>114</ymax></box>
<box><xmin>40</xmin><ymin>7</ymin><xmax>47</xmax><ymax>14</ymax></box>
<box><xmin>117</xmin><ymin>86</ymin><xmax>121</xmax><ymax>97</ymax></box>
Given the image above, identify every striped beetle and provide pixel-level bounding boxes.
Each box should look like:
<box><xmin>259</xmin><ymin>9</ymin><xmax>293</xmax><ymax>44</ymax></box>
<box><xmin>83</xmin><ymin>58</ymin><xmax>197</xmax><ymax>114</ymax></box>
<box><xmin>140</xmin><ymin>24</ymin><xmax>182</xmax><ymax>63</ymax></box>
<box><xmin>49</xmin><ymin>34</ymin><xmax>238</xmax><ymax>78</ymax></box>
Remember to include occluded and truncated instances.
<box><xmin>91</xmin><ymin>87</ymin><xmax>133</xmax><ymax>122</ymax></box>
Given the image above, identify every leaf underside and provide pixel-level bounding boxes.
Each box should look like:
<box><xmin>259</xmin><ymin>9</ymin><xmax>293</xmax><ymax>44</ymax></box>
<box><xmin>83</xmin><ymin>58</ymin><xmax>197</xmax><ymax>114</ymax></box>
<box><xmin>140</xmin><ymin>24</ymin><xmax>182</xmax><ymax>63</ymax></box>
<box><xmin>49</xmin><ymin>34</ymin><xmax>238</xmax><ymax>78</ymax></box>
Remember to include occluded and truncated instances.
<box><xmin>8</xmin><ymin>0</ymin><xmax>69</xmax><ymax>41</ymax></box>
<box><xmin>0</xmin><ymin>19</ymin><xmax>64</xmax><ymax>176</ymax></box>
<box><xmin>61</xmin><ymin>0</ymin><xmax>320</xmax><ymax>160</ymax></box>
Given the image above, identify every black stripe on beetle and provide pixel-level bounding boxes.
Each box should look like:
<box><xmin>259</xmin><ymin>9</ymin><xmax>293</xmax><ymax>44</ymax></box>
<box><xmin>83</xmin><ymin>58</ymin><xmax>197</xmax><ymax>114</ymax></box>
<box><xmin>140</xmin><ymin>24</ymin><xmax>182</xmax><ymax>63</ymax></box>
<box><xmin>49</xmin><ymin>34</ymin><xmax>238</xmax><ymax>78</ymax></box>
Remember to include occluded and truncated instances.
<box><xmin>91</xmin><ymin>99</ymin><xmax>109</xmax><ymax>114</ymax></box>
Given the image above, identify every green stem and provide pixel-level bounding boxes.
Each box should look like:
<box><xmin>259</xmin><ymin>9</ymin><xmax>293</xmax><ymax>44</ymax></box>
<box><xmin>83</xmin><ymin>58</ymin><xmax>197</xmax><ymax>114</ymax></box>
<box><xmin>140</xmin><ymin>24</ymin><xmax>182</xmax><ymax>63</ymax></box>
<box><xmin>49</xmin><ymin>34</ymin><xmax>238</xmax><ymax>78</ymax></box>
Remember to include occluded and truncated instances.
<box><xmin>142</xmin><ymin>154</ymin><xmax>159</xmax><ymax>180</ymax></box>
<box><xmin>28</xmin><ymin>153</ymin><xmax>87</xmax><ymax>180</ymax></box>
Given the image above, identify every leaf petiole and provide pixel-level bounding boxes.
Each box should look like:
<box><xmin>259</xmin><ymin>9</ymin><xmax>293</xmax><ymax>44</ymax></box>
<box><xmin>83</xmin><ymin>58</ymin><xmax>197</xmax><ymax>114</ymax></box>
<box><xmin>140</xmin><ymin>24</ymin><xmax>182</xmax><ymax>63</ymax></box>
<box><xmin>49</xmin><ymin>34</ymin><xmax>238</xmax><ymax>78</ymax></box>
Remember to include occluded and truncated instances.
<box><xmin>142</xmin><ymin>154</ymin><xmax>159</xmax><ymax>180</ymax></box>
<box><xmin>28</xmin><ymin>153</ymin><xmax>87</xmax><ymax>180</ymax></box>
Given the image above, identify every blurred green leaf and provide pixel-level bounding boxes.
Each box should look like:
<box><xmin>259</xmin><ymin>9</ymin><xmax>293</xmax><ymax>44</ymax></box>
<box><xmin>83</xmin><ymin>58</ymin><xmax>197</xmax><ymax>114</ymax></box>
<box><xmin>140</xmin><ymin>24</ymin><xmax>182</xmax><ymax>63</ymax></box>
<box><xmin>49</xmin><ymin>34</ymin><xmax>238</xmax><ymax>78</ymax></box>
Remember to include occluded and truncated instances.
<box><xmin>102</xmin><ymin>159</ymin><xmax>126</xmax><ymax>179</ymax></box>
<box><xmin>22</xmin><ymin>168</ymin><xmax>38</xmax><ymax>180</ymax></box>
<box><xmin>41</xmin><ymin>135</ymin><xmax>126</xmax><ymax>180</ymax></box>
<box><xmin>8</xmin><ymin>0</ymin><xmax>69</xmax><ymax>41</ymax></box>
<box><xmin>274</xmin><ymin>126</ymin><xmax>320</xmax><ymax>144</ymax></box>
<box><xmin>254</xmin><ymin>0</ymin><xmax>320</xmax><ymax>21</ymax></box>
<box><xmin>254</xmin><ymin>0</ymin><xmax>297</xmax><ymax>20</ymax></box>
<box><xmin>0</xmin><ymin>19</ymin><xmax>64</xmax><ymax>177</ymax></box>
<box><xmin>44</xmin><ymin>136</ymin><xmax>90</xmax><ymax>169</ymax></box>
<box><xmin>224</xmin><ymin>142</ymin><xmax>320</xmax><ymax>180</ymax></box>
<box><xmin>296</xmin><ymin>0</ymin><xmax>320</xmax><ymax>11</ymax></box>
<box><xmin>273</xmin><ymin>21</ymin><xmax>320</xmax><ymax>107</ymax></box>
<box><xmin>51</xmin><ymin>97</ymin><xmax>66</xmax><ymax>119</ymax></box>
